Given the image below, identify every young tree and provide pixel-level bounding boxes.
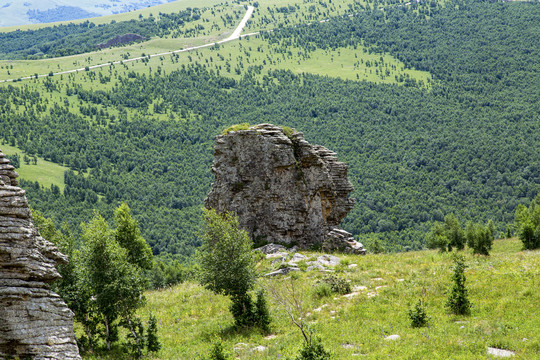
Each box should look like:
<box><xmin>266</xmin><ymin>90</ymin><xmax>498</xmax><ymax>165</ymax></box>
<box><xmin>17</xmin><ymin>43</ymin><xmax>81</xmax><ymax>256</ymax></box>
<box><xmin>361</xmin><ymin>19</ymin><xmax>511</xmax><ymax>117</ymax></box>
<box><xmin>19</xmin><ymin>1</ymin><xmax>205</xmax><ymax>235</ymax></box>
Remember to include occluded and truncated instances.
<box><xmin>268</xmin><ymin>278</ymin><xmax>331</xmax><ymax>360</ymax></box>
<box><xmin>514</xmin><ymin>194</ymin><xmax>540</xmax><ymax>250</ymax></box>
<box><xmin>444</xmin><ymin>214</ymin><xmax>465</xmax><ymax>251</ymax></box>
<box><xmin>198</xmin><ymin>209</ymin><xmax>257</xmax><ymax>327</ymax></box>
<box><xmin>114</xmin><ymin>203</ymin><xmax>153</xmax><ymax>271</ymax></box>
<box><xmin>465</xmin><ymin>220</ymin><xmax>494</xmax><ymax>256</ymax></box>
<box><xmin>146</xmin><ymin>314</ymin><xmax>161</xmax><ymax>353</ymax></box>
<box><xmin>81</xmin><ymin>211</ymin><xmax>147</xmax><ymax>351</ymax></box>
<box><xmin>446</xmin><ymin>255</ymin><xmax>471</xmax><ymax>316</ymax></box>
<box><xmin>426</xmin><ymin>222</ymin><xmax>448</xmax><ymax>252</ymax></box>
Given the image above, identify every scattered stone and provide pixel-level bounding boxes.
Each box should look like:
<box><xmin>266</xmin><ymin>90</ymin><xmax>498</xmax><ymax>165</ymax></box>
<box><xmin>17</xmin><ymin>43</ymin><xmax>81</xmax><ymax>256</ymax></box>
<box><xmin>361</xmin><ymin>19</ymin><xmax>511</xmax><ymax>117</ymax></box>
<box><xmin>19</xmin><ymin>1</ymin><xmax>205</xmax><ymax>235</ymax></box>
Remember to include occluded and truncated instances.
<box><xmin>323</xmin><ymin>228</ymin><xmax>366</xmax><ymax>255</ymax></box>
<box><xmin>342</xmin><ymin>343</ymin><xmax>356</xmax><ymax>349</ymax></box>
<box><xmin>375</xmin><ymin>285</ymin><xmax>387</xmax><ymax>291</ymax></box>
<box><xmin>384</xmin><ymin>335</ymin><xmax>401</xmax><ymax>341</ymax></box>
<box><xmin>348</xmin><ymin>263</ymin><xmax>358</xmax><ymax>269</ymax></box>
<box><xmin>234</xmin><ymin>343</ymin><xmax>249</xmax><ymax>351</ymax></box>
<box><xmin>367</xmin><ymin>292</ymin><xmax>378</xmax><ymax>298</ymax></box>
<box><xmin>352</xmin><ymin>285</ymin><xmax>368</xmax><ymax>291</ymax></box>
<box><xmin>255</xmin><ymin>243</ymin><xmax>287</xmax><ymax>255</ymax></box>
<box><xmin>0</xmin><ymin>150</ymin><xmax>81</xmax><ymax>360</ymax></box>
<box><xmin>266</xmin><ymin>251</ymin><xmax>289</xmax><ymax>259</ymax></box>
<box><xmin>317</xmin><ymin>254</ymin><xmax>341</xmax><ymax>267</ymax></box>
<box><xmin>271</xmin><ymin>257</ymin><xmax>286</xmax><ymax>264</ymax></box>
<box><xmin>397</xmin><ymin>278</ymin><xmax>405</xmax><ymax>282</ymax></box>
<box><xmin>264</xmin><ymin>267</ymin><xmax>301</xmax><ymax>277</ymax></box>
<box><xmin>314</xmin><ymin>304</ymin><xmax>328</xmax><ymax>312</ymax></box>
<box><xmin>252</xmin><ymin>345</ymin><xmax>268</xmax><ymax>352</ymax></box>
<box><xmin>307</xmin><ymin>264</ymin><xmax>326</xmax><ymax>272</ymax></box>
<box><xmin>290</xmin><ymin>253</ymin><xmax>307</xmax><ymax>263</ymax></box>
<box><xmin>205</xmin><ymin>124</ymin><xmax>363</xmax><ymax>253</ymax></box>
<box><xmin>372</xmin><ymin>277</ymin><xmax>384</xmax><ymax>281</ymax></box>
<box><xmin>264</xmin><ymin>335</ymin><xmax>277</xmax><ymax>340</ymax></box>
<box><xmin>487</xmin><ymin>347</ymin><xmax>515</xmax><ymax>358</ymax></box>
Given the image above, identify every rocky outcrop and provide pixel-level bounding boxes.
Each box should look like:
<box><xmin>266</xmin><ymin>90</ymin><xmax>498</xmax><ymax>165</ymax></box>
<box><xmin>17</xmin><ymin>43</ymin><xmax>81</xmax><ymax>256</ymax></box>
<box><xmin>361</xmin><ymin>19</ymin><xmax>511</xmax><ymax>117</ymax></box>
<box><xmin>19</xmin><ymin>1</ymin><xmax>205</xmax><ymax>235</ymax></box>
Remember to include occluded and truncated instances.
<box><xmin>205</xmin><ymin>124</ymin><xmax>365</xmax><ymax>254</ymax></box>
<box><xmin>96</xmin><ymin>33</ymin><xmax>145</xmax><ymax>49</ymax></box>
<box><xmin>0</xmin><ymin>150</ymin><xmax>81</xmax><ymax>360</ymax></box>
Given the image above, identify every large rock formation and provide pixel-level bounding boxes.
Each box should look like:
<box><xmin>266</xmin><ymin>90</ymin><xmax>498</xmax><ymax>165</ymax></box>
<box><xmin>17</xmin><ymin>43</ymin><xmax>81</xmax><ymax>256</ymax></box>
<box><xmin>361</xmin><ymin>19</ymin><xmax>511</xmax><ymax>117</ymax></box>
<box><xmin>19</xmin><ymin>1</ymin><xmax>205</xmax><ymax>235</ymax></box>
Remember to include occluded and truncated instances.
<box><xmin>205</xmin><ymin>124</ymin><xmax>365</xmax><ymax>254</ymax></box>
<box><xmin>0</xmin><ymin>150</ymin><xmax>81</xmax><ymax>360</ymax></box>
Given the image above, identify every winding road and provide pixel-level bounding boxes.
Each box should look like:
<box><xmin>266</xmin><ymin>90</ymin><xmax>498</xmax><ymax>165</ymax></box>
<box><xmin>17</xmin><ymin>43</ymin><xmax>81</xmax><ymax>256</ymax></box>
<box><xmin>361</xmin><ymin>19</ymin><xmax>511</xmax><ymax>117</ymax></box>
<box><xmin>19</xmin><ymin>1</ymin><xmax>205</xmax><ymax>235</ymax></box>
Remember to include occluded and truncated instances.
<box><xmin>0</xmin><ymin>6</ymin><xmax>257</xmax><ymax>84</ymax></box>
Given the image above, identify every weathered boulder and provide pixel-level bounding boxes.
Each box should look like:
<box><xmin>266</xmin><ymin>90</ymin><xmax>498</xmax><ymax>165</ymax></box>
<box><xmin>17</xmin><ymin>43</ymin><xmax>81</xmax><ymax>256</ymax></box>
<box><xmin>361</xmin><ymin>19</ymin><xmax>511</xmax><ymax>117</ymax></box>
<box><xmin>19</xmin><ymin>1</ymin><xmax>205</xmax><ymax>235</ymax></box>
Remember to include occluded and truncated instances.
<box><xmin>205</xmin><ymin>124</ymin><xmax>365</xmax><ymax>254</ymax></box>
<box><xmin>0</xmin><ymin>150</ymin><xmax>81</xmax><ymax>360</ymax></box>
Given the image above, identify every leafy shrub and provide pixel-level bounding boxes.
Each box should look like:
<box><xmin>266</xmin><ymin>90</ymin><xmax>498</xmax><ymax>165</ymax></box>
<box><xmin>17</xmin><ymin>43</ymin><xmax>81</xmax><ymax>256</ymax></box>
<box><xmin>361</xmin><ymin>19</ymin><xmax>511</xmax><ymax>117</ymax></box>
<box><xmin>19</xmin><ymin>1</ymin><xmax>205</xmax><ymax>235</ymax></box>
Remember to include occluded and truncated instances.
<box><xmin>446</xmin><ymin>255</ymin><xmax>471</xmax><ymax>315</ymax></box>
<box><xmin>313</xmin><ymin>282</ymin><xmax>333</xmax><ymax>298</ymax></box>
<box><xmin>317</xmin><ymin>275</ymin><xmax>351</xmax><ymax>295</ymax></box>
<box><xmin>281</xmin><ymin>126</ymin><xmax>296</xmax><ymax>139</ymax></box>
<box><xmin>209</xmin><ymin>338</ymin><xmax>231</xmax><ymax>360</ymax></box>
<box><xmin>295</xmin><ymin>337</ymin><xmax>332</xmax><ymax>360</ymax></box>
<box><xmin>221</xmin><ymin>123</ymin><xmax>250</xmax><ymax>135</ymax></box>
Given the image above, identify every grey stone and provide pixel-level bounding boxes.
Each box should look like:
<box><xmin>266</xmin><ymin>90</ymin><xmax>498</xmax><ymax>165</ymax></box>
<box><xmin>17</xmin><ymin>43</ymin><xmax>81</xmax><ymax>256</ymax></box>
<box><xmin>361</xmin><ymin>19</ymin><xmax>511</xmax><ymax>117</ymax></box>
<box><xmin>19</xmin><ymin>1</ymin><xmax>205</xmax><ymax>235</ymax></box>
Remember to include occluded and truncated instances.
<box><xmin>323</xmin><ymin>228</ymin><xmax>366</xmax><ymax>255</ymax></box>
<box><xmin>384</xmin><ymin>335</ymin><xmax>401</xmax><ymax>341</ymax></box>
<box><xmin>307</xmin><ymin>265</ymin><xmax>326</xmax><ymax>272</ymax></box>
<box><xmin>290</xmin><ymin>253</ymin><xmax>307</xmax><ymax>263</ymax></box>
<box><xmin>264</xmin><ymin>267</ymin><xmax>301</xmax><ymax>277</ymax></box>
<box><xmin>487</xmin><ymin>348</ymin><xmax>515</xmax><ymax>358</ymax></box>
<box><xmin>317</xmin><ymin>255</ymin><xmax>341</xmax><ymax>267</ymax></box>
<box><xmin>0</xmin><ymin>150</ymin><xmax>81</xmax><ymax>360</ymax></box>
<box><xmin>266</xmin><ymin>251</ymin><xmax>289</xmax><ymax>259</ymax></box>
<box><xmin>252</xmin><ymin>345</ymin><xmax>268</xmax><ymax>352</ymax></box>
<box><xmin>205</xmin><ymin>124</ymin><xmax>363</xmax><ymax>254</ymax></box>
<box><xmin>254</xmin><ymin>243</ymin><xmax>287</xmax><ymax>254</ymax></box>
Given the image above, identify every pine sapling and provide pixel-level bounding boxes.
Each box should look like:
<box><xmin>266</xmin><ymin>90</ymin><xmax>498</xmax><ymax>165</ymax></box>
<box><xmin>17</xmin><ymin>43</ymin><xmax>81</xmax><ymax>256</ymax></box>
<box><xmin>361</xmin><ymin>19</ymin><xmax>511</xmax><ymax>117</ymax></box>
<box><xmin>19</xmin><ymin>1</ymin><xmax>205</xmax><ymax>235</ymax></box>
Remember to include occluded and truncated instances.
<box><xmin>146</xmin><ymin>314</ymin><xmax>161</xmax><ymax>353</ymax></box>
<box><xmin>446</xmin><ymin>255</ymin><xmax>471</xmax><ymax>315</ymax></box>
<box><xmin>255</xmin><ymin>289</ymin><xmax>271</xmax><ymax>333</ymax></box>
<box><xmin>408</xmin><ymin>288</ymin><xmax>429</xmax><ymax>328</ymax></box>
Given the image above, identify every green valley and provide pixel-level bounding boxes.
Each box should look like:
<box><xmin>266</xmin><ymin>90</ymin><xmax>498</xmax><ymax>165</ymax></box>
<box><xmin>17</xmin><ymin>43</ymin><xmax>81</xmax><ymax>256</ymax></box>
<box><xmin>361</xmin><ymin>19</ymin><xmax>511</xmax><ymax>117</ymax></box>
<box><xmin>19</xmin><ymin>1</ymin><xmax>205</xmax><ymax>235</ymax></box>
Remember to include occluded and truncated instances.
<box><xmin>1</xmin><ymin>0</ymin><xmax>539</xmax><ymax>256</ymax></box>
<box><xmin>1</xmin><ymin>0</ymin><xmax>539</xmax><ymax>358</ymax></box>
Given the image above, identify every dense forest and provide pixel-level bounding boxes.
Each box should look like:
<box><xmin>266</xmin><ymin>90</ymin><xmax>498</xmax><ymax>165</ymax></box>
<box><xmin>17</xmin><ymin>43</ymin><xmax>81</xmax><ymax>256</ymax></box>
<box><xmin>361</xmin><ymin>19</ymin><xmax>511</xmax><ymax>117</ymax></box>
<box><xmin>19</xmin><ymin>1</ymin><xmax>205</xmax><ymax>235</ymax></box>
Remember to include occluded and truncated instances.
<box><xmin>0</xmin><ymin>8</ymin><xmax>205</xmax><ymax>59</ymax></box>
<box><xmin>1</xmin><ymin>0</ymin><xmax>539</xmax><ymax>258</ymax></box>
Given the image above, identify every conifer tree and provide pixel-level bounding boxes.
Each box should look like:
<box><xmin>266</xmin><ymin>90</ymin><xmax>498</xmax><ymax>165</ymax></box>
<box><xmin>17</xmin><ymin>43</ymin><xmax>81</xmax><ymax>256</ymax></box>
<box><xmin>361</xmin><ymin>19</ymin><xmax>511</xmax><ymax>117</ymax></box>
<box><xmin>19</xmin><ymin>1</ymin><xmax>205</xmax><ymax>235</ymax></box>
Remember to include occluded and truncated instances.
<box><xmin>446</xmin><ymin>255</ymin><xmax>471</xmax><ymax>316</ymax></box>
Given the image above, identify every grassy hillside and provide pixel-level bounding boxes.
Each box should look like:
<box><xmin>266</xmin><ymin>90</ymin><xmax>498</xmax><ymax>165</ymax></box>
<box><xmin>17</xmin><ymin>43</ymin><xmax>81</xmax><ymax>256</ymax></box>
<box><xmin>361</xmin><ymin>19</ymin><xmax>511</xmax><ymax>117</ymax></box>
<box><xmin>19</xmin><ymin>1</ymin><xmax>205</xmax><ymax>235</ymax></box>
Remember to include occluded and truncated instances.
<box><xmin>0</xmin><ymin>0</ymin><xmax>225</xmax><ymax>29</ymax></box>
<box><xmin>1</xmin><ymin>143</ymin><xmax>68</xmax><ymax>190</ymax></box>
<box><xmin>0</xmin><ymin>0</ymin><xmax>539</xmax><ymax>257</ymax></box>
<box><xmin>83</xmin><ymin>239</ymin><xmax>539</xmax><ymax>359</ymax></box>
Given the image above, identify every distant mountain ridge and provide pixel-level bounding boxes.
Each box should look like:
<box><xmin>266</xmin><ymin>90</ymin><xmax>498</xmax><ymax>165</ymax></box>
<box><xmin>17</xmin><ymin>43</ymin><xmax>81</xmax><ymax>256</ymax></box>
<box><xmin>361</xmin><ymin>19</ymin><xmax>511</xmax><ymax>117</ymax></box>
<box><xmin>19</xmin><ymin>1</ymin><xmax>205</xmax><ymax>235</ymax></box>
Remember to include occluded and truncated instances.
<box><xmin>0</xmin><ymin>0</ymin><xmax>175</xmax><ymax>27</ymax></box>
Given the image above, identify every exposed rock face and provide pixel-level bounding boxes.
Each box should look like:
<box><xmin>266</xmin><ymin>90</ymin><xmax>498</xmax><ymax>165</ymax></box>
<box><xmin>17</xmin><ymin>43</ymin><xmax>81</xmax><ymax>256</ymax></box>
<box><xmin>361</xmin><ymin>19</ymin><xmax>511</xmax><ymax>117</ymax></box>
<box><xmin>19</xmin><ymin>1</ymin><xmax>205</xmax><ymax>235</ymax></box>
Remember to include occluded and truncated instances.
<box><xmin>205</xmin><ymin>124</ymin><xmax>365</xmax><ymax>254</ymax></box>
<box><xmin>0</xmin><ymin>150</ymin><xmax>81</xmax><ymax>360</ymax></box>
<box><xmin>96</xmin><ymin>33</ymin><xmax>145</xmax><ymax>49</ymax></box>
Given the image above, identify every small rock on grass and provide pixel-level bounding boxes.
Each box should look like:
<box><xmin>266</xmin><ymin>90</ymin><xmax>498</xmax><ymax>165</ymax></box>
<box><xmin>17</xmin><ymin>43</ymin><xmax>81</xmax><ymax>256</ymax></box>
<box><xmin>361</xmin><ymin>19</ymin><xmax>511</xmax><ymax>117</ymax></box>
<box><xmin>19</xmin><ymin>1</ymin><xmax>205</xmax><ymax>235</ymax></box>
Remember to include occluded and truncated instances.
<box><xmin>487</xmin><ymin>347</ymin><xmax>515</xmax><ymax>358</ymax></box>
<box><xmin>252</xmin><ymin>345</ymin><xmax>268</xmax><ymax>352</ymax></box>
<box><xmin>384</xmin><ymin>335</ymin><xmax>400</xmax><ymax>341</ymax></box>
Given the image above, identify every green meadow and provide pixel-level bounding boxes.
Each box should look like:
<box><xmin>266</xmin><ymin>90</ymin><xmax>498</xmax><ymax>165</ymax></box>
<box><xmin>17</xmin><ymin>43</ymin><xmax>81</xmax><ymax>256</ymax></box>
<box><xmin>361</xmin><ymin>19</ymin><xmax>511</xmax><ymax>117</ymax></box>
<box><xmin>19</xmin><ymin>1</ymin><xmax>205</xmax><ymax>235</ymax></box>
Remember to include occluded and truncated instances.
<box><xmin>82</xmin><ymin>238</ymin><xmax>539</xmax><ymax>359</ymax></box>
<box><xmin>1</xmin><ymin>143</ymin><xmax>69</xmax><ymax>190</ymax></box>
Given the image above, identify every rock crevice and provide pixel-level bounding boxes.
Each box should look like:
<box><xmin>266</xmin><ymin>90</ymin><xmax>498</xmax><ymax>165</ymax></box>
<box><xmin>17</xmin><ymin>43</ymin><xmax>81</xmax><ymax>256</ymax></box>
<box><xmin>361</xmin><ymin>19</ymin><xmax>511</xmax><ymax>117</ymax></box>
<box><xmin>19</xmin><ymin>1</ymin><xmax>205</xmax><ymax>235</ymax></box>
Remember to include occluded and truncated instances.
<box><xmin>205</xmin><ymin>124</ymin><xmax>365</xmax><ymax>254</ymax></box>
<box><xmin>0</xmin><ymin>150</ymin><xmax>81</xmax><ymax>360</ymax></box>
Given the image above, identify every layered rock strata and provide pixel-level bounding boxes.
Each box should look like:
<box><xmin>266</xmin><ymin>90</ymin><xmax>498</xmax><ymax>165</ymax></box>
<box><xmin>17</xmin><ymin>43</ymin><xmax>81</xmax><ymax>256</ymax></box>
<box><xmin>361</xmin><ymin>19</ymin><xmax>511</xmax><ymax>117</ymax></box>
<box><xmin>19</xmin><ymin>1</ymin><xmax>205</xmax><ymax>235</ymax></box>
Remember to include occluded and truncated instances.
<box><xmin>205</xmin><ymin>124</ymin><xmax>365</xmax><ymax>254</ymax></box>
<box><xmin>0</xmin><ymin>150</ymin><xmax>81</xmax><ymax>360</ymax></box>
